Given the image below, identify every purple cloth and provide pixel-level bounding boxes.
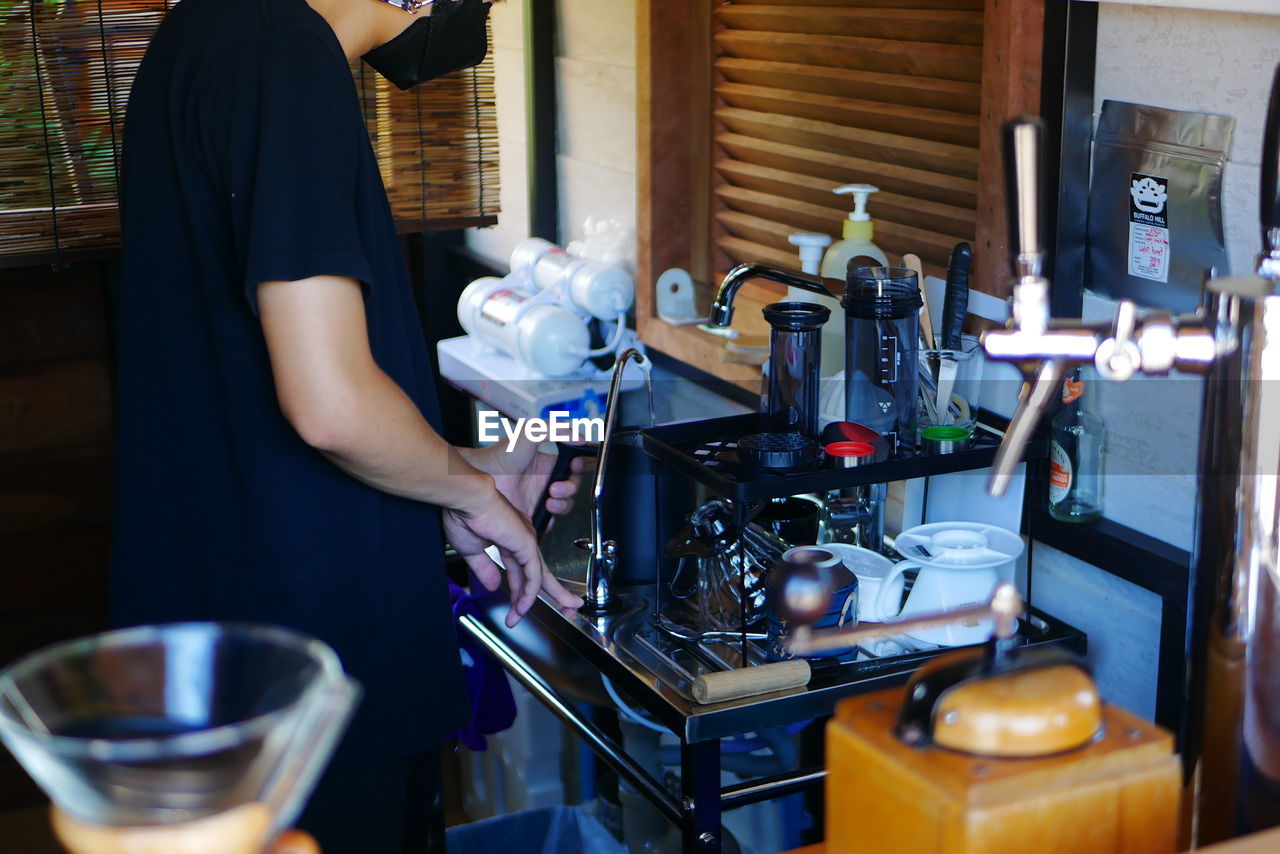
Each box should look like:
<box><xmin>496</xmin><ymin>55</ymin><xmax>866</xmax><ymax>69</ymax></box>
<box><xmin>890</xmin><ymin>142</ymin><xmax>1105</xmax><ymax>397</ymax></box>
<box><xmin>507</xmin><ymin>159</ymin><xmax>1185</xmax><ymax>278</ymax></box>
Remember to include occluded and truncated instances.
<box><xmin>450</xmin><ymin>583</ymin><xmax>517</xmax><ymax>750</ymax></box>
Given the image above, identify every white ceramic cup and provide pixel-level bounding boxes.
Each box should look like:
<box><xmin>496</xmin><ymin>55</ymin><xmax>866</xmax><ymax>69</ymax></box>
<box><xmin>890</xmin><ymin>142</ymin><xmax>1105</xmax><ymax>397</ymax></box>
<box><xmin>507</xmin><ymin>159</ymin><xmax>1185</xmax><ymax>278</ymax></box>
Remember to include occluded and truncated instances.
<box><xmin>818</xmin><ymin>543</ymin><xmax>895</xmax><ymax>624</ymax></box>
<box><xmin>780</xmin><ymin>546</ymin><xmax>841</xmax><ymax>572</ymax></box>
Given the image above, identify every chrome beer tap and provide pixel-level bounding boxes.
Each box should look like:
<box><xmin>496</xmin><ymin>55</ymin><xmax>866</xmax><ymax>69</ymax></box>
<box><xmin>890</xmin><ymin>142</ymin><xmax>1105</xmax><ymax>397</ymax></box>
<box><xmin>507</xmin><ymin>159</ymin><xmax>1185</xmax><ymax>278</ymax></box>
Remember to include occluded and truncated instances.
<box><xmin>977</xmin><ymin>68</ymin><xmax>1280</xmax><ymax>844</ymax></box>
<box><xmin>980</xmin><ymin>118</ymin><xmax>1220</xmax><ymax>496</ymax></box>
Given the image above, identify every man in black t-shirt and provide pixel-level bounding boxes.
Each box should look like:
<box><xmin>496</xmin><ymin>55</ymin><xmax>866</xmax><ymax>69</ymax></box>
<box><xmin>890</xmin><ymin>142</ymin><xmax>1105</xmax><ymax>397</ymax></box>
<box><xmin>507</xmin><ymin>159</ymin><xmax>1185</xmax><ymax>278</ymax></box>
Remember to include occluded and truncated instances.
<box><xmin>112</xmin><ymin>0</ymin><xmax>581</xmax><ymax>850</ymax></box>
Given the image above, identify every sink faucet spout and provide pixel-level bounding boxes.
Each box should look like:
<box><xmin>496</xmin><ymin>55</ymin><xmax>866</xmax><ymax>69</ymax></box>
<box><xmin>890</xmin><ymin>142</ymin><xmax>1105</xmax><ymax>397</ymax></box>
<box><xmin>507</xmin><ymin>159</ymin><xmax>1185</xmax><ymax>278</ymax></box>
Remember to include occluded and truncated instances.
<box><xmin>580</xmin><ymin>348</ymin><xmax>652</xmax><ymax>611</ymax></box>
<box><xmin>708</xmin><ymin>263</ymin><xmax>843</xmax><ymax>328</ymax></box>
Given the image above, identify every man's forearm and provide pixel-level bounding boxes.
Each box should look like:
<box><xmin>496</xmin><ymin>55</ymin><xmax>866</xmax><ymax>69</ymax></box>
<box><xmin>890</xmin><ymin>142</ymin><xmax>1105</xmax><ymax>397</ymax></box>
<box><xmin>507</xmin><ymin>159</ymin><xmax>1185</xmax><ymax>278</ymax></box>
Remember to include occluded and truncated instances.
<box><xmin>307</xmin><ymin>365</ymin><xmax>494</xmax><ymax>512</ymax></box>
<box><xmin>257</xmin><ymin>274</ymin><xmax>494</xmax><ymax>513</ymax></box>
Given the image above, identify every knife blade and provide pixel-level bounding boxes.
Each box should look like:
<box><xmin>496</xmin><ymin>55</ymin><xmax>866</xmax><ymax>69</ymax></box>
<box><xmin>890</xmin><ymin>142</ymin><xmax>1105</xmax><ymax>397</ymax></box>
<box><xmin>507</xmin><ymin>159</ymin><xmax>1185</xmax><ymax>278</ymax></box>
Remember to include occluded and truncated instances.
<box><xmin>935</xmin><ymin>242</ymin><xmax>972</xmax><ymax>424</ymax></box>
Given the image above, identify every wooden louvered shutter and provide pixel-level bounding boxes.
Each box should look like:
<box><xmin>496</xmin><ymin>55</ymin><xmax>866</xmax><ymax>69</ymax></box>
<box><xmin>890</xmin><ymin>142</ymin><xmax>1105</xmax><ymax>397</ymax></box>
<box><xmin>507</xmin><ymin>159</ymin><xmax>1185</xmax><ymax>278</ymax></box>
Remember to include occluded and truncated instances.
<box><xmin>0</xmin><ymin>0</ymin><xmax>498</xmax><ymax>266</ymax></box>
<box><xmin>637</xmin><ymin>0</ymin><xmax>1041</xmax><ymax>383</ymax></box>
<box><xmin>710</xmin><ymin>0</ymin><xmax>981</xmax><ymax>279</ymax></box>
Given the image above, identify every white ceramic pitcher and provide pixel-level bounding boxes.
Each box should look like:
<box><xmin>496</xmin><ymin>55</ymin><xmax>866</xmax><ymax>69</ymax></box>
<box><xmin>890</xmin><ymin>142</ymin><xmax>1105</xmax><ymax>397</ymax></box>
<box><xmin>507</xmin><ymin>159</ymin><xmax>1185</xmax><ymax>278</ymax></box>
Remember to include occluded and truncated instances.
<box><xmin>874</xmin><ymin>522</ymin><xmax>1025</xmax><ymax>647</ymax></box>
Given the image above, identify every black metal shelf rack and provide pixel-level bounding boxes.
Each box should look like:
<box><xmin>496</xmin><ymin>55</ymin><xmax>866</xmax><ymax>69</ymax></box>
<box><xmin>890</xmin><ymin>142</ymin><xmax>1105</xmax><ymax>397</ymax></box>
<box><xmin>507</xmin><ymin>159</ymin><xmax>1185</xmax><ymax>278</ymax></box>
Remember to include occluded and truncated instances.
<box><xmin>630</xmin><ymin>412</ymin><xmax>1048</xmax><ymax>508</ymax></box>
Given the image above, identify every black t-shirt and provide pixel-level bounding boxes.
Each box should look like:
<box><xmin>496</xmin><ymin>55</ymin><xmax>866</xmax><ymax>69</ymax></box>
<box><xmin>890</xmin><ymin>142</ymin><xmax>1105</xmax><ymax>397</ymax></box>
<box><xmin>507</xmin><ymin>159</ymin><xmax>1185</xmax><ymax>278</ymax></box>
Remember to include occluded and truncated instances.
<box><xmin>111</xmin><ymin>0</ymin><xmax>466</xmax><ymax>762</ymax></box>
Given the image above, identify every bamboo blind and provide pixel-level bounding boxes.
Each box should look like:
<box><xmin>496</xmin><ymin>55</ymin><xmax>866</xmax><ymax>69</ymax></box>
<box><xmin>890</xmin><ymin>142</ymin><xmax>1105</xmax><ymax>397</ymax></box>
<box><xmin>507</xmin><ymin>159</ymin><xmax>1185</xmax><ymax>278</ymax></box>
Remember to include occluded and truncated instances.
<box><xmin>710</xmin><ymin>0</ymin><xmax>983</xmax><ymax>282</ymax></box>
<box><xmin>352</xmin><ymin>42</ymin><xmax>500</xmax><ymax>231</ymax></box>
<box><xmin>0</xmin><ymin>0</ymin><xmax>499</xmax><ymax>263</ymax></box>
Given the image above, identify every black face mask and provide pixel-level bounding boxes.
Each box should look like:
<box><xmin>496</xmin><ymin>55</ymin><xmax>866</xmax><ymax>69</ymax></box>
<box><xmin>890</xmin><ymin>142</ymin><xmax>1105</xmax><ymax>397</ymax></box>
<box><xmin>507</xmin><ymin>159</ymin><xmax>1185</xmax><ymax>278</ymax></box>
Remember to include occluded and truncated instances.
<box><xmin>362</xmin><ymin>0</ymin><xmax>491</xmax><ymax>91</ymax></box>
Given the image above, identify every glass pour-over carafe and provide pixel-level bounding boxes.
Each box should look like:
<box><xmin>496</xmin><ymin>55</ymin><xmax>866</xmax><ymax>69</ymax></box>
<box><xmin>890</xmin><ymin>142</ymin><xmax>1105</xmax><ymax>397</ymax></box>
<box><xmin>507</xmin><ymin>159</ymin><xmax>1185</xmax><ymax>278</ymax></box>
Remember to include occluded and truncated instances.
<box><xmin>0</xmin><ymin>622</ymin><xmax>359</xmax><ymax>854</ymax></box>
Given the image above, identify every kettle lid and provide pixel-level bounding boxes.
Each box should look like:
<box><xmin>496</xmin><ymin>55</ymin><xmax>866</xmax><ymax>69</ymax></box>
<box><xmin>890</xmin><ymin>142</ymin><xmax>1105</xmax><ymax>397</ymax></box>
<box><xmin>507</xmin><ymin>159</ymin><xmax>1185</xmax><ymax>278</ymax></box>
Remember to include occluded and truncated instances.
<box><xmin>894</xmin><ymin>522</ymin><xmax>1025</xmax><ymax>568</ymax></box>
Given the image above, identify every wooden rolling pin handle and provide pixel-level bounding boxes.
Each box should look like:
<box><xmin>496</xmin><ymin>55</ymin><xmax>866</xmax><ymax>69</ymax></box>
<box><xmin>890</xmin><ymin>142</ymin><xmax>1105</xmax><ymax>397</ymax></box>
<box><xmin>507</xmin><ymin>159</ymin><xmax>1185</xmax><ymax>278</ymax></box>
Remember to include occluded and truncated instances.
<box><xmin>692</xmin><ymin>660</ymin><xmax>812</xmax><ymax>704</ymax></box>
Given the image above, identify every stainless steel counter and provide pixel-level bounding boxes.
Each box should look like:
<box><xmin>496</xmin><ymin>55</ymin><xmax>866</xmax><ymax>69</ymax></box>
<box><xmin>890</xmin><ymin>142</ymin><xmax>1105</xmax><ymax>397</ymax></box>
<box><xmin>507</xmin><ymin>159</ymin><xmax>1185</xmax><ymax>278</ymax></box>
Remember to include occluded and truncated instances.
<box><xmin>469</xmin><ymin>521</ymin><xmax>1085</xmax><ymax>740</ymax></box>
<box><xmin>457</xmin><ymin>529</ymin><xmax>1086</xmax><ymax>853</ymax></box>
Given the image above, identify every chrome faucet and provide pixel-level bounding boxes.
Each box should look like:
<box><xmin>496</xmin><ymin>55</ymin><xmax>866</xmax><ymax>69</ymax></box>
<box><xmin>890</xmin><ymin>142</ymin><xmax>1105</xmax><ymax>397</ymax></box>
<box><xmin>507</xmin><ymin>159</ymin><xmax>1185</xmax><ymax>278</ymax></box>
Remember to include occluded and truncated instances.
<box><xmin>707</xmin><ymin>262</ymin><xmax>844</xmax><ymax>327</ymax></box>
<box><xmin>575</xmin><ymin>347</ymin><xmax>653</xmax><ymax>611</ymax></box>
<box><xmin>980</xmin><ymin>118</ymin><xmax>1221</xmax><ymax>496</ymax></box>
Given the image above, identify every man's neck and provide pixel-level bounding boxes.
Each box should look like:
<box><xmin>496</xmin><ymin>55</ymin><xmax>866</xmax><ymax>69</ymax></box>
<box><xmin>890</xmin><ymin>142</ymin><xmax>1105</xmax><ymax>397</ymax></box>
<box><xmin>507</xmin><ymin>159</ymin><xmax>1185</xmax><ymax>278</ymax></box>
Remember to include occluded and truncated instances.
<box><xmin>305</xmin><ymin>0</ymin><xmax>425</xmax><ymax>60</ymax></box>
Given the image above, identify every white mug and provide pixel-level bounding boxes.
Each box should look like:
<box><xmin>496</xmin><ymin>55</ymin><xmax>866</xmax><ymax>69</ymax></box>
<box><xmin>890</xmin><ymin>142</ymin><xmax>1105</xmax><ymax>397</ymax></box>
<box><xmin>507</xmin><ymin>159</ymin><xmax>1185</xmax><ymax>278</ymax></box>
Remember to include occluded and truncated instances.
<box><xmin>819</xmin><ymin>543</ymin><xmax>894</xmax><ymax>624</ymax></box>
<box><xmin>781</xmin><ymin>546</ymin><xmax>841</xmax><ymax>570</ymax></box>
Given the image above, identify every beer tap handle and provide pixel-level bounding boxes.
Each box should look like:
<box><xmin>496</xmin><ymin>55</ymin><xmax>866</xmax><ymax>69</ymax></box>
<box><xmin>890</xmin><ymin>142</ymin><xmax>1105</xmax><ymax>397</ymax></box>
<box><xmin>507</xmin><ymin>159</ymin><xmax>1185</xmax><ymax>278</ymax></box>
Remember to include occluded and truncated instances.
<box><xmin>1005</xmin><ymin>118</ymin><xmax>1047</xmax><ymax>283</ymax></box>
<box><xmin>984</xmin><ymin>119</ymin><xmax>1058</xmax><ymax>497</ymax></box>
<box><xmin>989</xmin><ymin>359</ymin><xmax>1066</xmax><ymax>498</ymax></box>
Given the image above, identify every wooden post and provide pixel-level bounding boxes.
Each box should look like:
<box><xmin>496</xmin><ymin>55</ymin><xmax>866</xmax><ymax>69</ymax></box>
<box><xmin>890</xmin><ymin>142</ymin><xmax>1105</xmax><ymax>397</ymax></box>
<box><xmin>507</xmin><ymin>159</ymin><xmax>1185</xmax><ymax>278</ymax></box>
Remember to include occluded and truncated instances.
<box><xmin>974</xmin><ymin>0</ymin><xmax>1047</xmax><ymax>299</ymax></box>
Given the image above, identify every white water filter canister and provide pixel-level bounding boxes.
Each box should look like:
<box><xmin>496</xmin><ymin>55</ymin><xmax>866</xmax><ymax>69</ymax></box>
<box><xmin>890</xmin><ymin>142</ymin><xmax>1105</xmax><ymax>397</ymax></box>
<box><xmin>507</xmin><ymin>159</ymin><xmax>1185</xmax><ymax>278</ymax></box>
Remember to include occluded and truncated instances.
<box><xmin>457</xmin><ymin>277</ymin><xmax>591</xmax><ymax>377</ymax></box>
<box><xmin>508</xmin><ymin>238</ymin><xmax>634</xmax><ymax>321</ymax></box>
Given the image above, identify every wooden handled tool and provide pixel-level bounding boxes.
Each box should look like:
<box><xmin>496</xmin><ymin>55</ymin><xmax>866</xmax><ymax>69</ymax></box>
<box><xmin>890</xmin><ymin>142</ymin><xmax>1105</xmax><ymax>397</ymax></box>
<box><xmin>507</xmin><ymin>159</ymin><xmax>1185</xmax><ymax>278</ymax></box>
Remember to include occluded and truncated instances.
<box><xmin>52</xmin><ymin>803</ymin><xmax>275</xmax><ymax>854</ymax></box>
<box><xmin>902</xmin><ymin>253</ymin><xmax>933</xmax><ymax>349</ymax></box>
<box><xmin>691</xmin><ymin>659</ymin><xmax>811</xmax><ymax>704</ymax></box>
<box><xmin>51</xmin><ymin>807</ymin><xmax>321</xmax><ymax>854</ymax></box>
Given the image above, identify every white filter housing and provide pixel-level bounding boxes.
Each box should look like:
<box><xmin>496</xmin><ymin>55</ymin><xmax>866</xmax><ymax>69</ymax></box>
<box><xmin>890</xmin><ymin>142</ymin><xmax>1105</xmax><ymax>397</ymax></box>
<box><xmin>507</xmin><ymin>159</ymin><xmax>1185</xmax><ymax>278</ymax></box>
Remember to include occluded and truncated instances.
<box><xmin>508</xmin><ymin>237</ymin><xmax>634</xmax><ymax>320</ymax></box>
<box><xmin>457</xmin><ymin>276</ymin><xmax>591</xmax><ymax>377</ymax></box>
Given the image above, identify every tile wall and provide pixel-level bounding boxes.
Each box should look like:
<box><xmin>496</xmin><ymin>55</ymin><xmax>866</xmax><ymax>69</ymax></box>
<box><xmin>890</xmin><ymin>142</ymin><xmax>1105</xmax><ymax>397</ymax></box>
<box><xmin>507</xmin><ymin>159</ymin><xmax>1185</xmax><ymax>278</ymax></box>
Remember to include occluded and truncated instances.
<box><xmin>465</xmin><ymin>0</ymin><xmax>639</xmax><ymax>269</ymax></box>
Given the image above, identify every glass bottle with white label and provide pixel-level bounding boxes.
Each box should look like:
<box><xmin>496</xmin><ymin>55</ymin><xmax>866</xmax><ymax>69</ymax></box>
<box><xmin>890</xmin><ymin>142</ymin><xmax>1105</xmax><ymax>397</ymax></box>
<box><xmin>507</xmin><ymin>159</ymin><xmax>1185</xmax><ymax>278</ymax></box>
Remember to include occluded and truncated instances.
<box><xmin>1047</xmin><ymin>368</ymin><xmax>1105</xmax><ymax>523</ymax></box>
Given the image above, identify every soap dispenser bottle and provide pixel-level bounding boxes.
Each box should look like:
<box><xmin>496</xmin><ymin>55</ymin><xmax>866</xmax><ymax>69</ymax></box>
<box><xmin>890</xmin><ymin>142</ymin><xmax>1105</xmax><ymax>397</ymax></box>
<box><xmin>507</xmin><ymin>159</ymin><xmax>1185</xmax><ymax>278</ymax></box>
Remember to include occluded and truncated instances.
<box><xmin>817</xmin><ymin>184</ymin><xmax>889</xmax><ymax>376</ymax></box>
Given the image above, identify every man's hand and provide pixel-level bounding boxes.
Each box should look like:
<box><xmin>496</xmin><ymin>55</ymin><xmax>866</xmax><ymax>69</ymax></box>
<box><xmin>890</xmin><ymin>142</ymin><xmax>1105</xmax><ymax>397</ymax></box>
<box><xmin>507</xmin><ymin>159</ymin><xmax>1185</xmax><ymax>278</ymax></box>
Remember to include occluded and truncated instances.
<box><xmin>457</xmin><ymin>436</ymin><xmax>585</xmax><ymax>521</ymax></box>
<box><xmin>442</xmin><ymin>483</ymin><xmax>583</xmax><ymax>626</ymax></box>
<box><xmin>258</xmin><ymin>276</ymin><xmax>582</xmax><ymax>625</ymax></box>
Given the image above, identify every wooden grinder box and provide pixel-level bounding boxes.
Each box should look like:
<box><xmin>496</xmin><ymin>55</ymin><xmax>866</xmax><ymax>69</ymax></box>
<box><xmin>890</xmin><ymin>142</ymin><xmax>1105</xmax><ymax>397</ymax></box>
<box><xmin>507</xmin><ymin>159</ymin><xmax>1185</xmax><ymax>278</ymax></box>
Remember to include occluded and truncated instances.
<box><xmin>824</xmin><ymin>687</ymin><xmax>1181</xmax><ymax>854</ymax></box>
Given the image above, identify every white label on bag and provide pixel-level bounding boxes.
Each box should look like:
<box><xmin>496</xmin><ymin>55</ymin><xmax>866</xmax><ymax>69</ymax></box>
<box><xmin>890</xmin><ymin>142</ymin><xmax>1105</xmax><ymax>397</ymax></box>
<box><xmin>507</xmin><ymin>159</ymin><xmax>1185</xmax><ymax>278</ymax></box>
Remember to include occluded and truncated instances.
<box><xmin>1129</xmin><ymin>222</ymin><xmax>1170</xmax><ymax>281</ymax></box>
<box><xmin>1128</xmin><ymin>172</ymin><xmax>1170</xmax><ymax>282</ymax></box>
<box><xmin>1049</xmin><ymin>441</ymin><xmax>1072</xmax><ymax>504</ymax></box>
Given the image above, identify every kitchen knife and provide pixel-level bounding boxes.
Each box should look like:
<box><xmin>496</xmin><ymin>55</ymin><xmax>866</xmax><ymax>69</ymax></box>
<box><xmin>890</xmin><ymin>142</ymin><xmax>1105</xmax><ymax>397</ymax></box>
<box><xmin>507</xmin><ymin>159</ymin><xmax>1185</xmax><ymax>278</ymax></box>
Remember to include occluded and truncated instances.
<box><xmin>934</xmin><ymin>242</ymin><xmax>972</xmax><ymax>424</ymax></box>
